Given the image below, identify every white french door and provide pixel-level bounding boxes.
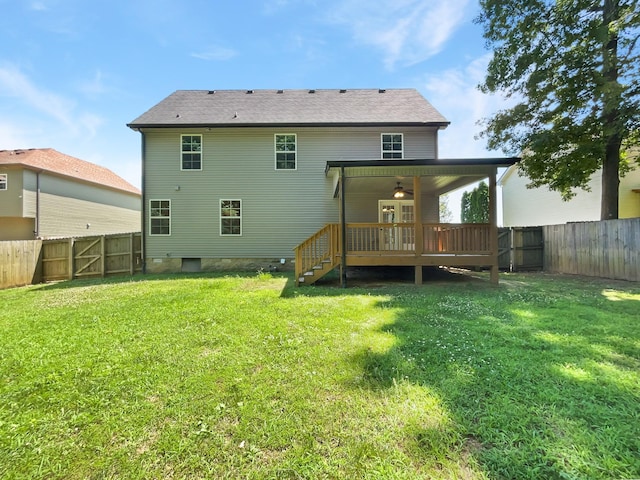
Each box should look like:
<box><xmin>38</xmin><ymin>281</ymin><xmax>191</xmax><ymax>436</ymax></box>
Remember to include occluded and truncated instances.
<box><xmin>377</xmin><ymin>200</ymin><xmax>415</xmax><ymax>250</ymax></box>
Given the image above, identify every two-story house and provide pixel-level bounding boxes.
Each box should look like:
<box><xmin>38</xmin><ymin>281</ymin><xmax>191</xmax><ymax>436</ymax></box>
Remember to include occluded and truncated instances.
<box><xmin>128</xmin><ymin>89</ymin><xmax>518</xmax><ymax>285</ymax></box>
<box><xmin>500</xmin><ymin>161</ymin><xmax>640</xmax><ymax>227</ymax></box>
<box><xmin>0</xmin><ymin>148</ymin><xmax>141</xmax><ymax>241</ymax></box>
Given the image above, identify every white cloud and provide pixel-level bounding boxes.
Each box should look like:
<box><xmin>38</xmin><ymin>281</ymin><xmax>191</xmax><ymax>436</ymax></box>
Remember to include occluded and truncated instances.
<box><xmin>0</xmin><ymin>65</ymin><xmax>76</xmax><ymax>130</ymax></box>
<box><xmin>190</xmin><ymin>46</ymin><xmax>238</xmax><ymax>61</ymax></box>
<box><xmin>0</xmin><ymin>64</ymin><xmax>104</xmax><ymax>139</ymax></box>
<box><xmin>30</xmin><ymin>1</ymin><xmax>48</xmax><ymax>11</ymax></box>
<box><xmin>327</xmin><ymin>0</ymin><xmax>469</xmax><ymax>70</ymax></box>
<box><xmin>0</xmin><ymin>122</ymin><xmax>31</xmax><ymax>149</ymax></box>
<box><xmin>421</xmin><ymin>54</ymin><xmax>514</xmax><ymax>158</ymax></box>
<box><xmin>79</xmin><ymin>70</ymin><xmax>109</xmax><ymax>96</ymax></box>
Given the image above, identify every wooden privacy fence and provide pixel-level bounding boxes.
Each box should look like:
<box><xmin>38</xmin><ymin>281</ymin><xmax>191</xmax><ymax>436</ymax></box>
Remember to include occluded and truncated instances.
<box><xmin>543</xmin><ymin>219</ymin><xmax>640</xmax><ymax>282</ymax></box>
<box><xmin>0</xmin><ymin>233</ymin><xmax>142</xmax><ymax>289</ymax></box>
<box><xmin>498</xmin><ymin>227</ymin><xmax>544</xmax><ymax>271</ymax></box>
<box><xmin>0</xmin><ymin>240</ymin><xmax>43</xmax><ymax>289</ymax></box>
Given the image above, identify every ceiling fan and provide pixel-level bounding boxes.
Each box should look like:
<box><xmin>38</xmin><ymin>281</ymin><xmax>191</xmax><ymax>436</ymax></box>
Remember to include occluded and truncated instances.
<box><xmin>393</xmin><ymin>182</ymin><xmax>413</xmax><ymax>198</ymax></box>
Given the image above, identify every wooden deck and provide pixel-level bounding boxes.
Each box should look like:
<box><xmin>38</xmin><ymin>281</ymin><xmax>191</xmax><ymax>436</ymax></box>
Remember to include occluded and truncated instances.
<box><xmin>294</xmin><ymin>223</ymin><xmax>499</xmax><ymax>286</ymax></box>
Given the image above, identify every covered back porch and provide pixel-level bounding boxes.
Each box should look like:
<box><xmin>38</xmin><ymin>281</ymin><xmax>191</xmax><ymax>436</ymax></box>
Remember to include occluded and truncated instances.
<box><xmin>294</xmin><ymin>158</ymin><xmax>519</xmax><ymax>286</ymax></box>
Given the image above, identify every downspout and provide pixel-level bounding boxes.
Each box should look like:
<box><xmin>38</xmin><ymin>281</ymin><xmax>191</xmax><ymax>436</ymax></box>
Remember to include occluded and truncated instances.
<box><xmin>34</xmin><ymin>170</ymin><xmax>41</xmax><ymax>238</ymax></box>
<box><xmin>140</xmin><ymin>131</ymin><xmax>147</xmax><ymax>274</ymax></box>
<box><xmin>340</xmin><ymin>166</ymin><xmax>347</xmax><ymax>288</ymax></box>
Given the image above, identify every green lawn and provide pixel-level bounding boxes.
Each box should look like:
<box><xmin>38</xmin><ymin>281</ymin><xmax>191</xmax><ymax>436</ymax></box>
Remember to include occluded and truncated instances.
<box><xmin>0</xmin><ymin>271</ymin><xmax>638</xmax><ymax>479</ymax></box>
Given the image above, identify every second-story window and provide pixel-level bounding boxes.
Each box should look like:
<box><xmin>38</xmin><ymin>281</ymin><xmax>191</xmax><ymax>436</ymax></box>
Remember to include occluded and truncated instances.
<box><xmin>181</xmin><ymin>134</ymin><xmax>202</xmax><ymax>170</ymax></box>
<box><xmin>381</xmin><ymin>133</ymin><xmax>403</xmax><ymax>159</ymax></box>
<box><xmin>0</xmin><ymin>174</ymin><xmax>7</xmax><ymax>190</ymax></box>
<box><xmin>275</xmin><ymin>134</ymin><xmax>297</xmax><ymax>170</ymax></box>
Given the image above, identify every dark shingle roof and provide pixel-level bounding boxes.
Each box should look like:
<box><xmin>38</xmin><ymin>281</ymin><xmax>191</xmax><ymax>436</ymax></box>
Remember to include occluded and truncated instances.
<box><xmin>128</xmin><ymin>89</ymin><xmax>449</xmax><ymax>128</ymax></box>
<box><xmin>0</xmin><ymin>148</ymin><xmax>141</xmax><ymax>195</ymax></box>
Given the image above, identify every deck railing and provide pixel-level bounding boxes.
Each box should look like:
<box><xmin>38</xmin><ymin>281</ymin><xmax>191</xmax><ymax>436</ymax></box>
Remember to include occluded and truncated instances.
<box><xmin>423</xmin><ymin>223</ymin><xmax>491</xmax><ymax>254</ymax></box>
<box><xmin>294</xmin><ymin>223</ymin><xmax>493</xmax><ymax>283</ymax></box>
<box><xmin>346</xmin><ymin>223</ymin><xmax>415</xmax><ymax>254</ymax></box>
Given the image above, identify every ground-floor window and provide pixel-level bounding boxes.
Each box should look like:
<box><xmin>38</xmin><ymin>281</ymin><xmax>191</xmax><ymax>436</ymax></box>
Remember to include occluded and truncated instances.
<box><xmin>150</xmin><ymin>199</ymin><xmax>171</xmax><ymax>235</ymax></box>
<box><xmin>220</xmin><ymin>199</ymin><xmax>242</xmax><ymax>236</ymax></box>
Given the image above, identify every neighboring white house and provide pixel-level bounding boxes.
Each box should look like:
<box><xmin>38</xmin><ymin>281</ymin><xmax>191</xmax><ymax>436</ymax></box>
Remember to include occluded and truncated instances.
<box><xmin>0</xmin><ymin>148</ymin><xmax>141</xmax><ymax>240</ymax></box>
<box><xmin>128</xmin><ymin>89</ymin><xmax>518</xmax><ymax>284</ymax></box>
<box><xmin>500</xmin><ymin>164</ymin><xmax>640</xmax><ymax>226</ymax></box>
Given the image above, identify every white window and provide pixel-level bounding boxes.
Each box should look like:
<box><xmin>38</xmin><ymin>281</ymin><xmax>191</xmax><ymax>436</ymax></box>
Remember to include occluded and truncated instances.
<box><xmin>381</xmin><ymin>133</ymin><xmax>403</xmax><ymax>159</ymax></box>
<box><xmin>181</xmin><ymin>134</ymin><xmax>202</xmax><ymax>170</ymax></box>
<box><xmin>275</xmin><ymin>134</ymin><xmax>297</xmax><ymax>170</ymax></box>
<box><xmin>0</xmin><ymin>174</ymin><xmax>6</xmax><ymax>190</ymax></box>
<box><xmin>220</xmin><ymin>199</ymin><xmax>242</xmax><ymax>236</ymax></box>
<box><xmin>149</xmin><ymin>200</ymin><xmax>171</xmax><ymax>235</ymax></box>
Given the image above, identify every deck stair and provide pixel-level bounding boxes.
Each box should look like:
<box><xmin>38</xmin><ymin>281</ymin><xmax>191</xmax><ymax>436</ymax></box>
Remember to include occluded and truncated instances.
<box><xmin>294</xmin><ymin>224</ymin><xmax>340</xmax><ymax>286</ymax></box>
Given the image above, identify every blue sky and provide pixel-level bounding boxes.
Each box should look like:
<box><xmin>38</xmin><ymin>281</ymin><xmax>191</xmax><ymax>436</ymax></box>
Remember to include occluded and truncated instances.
<box><xmin>1</xmin><ymin>0</ymin><xmax>511</xmax><ymax>216</ymax></box>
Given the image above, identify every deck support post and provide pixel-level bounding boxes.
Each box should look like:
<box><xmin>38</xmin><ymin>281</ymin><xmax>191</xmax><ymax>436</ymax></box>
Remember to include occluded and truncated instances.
<box><xmin>413</xmin><ymin>175</ymin><xmax>423</xmax><ymax>285</ymax></box>
<box><xmin>340</xmin><ymin>166</ymin><xmax>347</xmax><ymax>288</ymax></box>
<box><xmin>489</xmin><ymin>168</ymin><xmax>499</xmax><ymax>285</ymax></box>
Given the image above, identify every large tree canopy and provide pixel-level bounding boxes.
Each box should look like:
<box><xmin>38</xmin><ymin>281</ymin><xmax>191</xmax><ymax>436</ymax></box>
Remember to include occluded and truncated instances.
<box><xmin>476</xmin><ymin>0</ymin><xmax>640</xmax><ymax>219</ymax></box>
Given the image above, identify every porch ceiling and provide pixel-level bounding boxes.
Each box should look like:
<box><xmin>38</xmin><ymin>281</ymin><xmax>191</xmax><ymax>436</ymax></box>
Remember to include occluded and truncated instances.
<box><xmin>346</xmin><ymin>175</ymin><xmax>484</xmax><ymax>196</ymax></box>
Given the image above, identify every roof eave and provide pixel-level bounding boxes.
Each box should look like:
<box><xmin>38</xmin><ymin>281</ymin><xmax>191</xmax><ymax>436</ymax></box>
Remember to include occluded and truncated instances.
<box><xmin>127</xmin><ymin>121</ymin><xmax>451</xmax><ymax>130</ymax></box>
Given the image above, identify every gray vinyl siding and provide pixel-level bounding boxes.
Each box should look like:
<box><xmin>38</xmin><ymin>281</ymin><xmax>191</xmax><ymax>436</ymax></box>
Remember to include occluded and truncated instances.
<box><xmin>37</xmin><ymin>192</ymin><xmax>141</xmax><ymax>237</ymax></box>
<box><xmin>143</xmin><ymin>126</ymin><xmax>438</xmax><ymax>258</ymax></box>
<box><xmin>19</xmin><ymin>169</ymin><xmax>141</xmax><ymax>238</ymax></box>
<box><xmin>0</xmin><ymin>167</ymin><xmax>24</xmax><ymax>217</ymax></box>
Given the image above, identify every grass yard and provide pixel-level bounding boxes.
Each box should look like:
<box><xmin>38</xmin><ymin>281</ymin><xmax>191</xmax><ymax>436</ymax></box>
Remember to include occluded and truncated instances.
<box><xmin>0</xmin><ymin>271</ymin><xmax>639</xmax><ymax>479</ymax></box>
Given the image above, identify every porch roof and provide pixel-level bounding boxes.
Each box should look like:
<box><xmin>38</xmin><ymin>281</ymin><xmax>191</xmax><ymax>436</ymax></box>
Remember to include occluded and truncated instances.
<box><xmin>325</xmin><ymin>157</ymin><xmax>520</xmax><ymax>197</ymax></box>
<box><xmin>325</xmin><ymin>157</ymin><xmax>520</xmax><ymax>177</ymax></box>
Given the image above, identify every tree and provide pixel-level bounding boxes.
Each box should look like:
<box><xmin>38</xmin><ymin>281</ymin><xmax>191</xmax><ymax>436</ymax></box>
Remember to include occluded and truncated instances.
<box><xmin>476</xmin><ymin>0</ymin><xmax>640</xmax><ymax>220</ymax></box>
<box><xmin>439</xmin><ymin>194</ymin><xmax>454</xmax><ymax>223</ymax></box>
<box><xmin>461</xmin><ymin>182</ymin><xmax>489</xmax><ymax>223</ymax></box>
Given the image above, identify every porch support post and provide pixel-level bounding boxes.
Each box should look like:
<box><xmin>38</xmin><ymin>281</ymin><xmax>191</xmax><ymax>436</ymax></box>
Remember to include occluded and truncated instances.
<box><xmin>489</xmin><ymin>168</ymin><xmax>499</xmax><ymax>284</ymax></box>
<box><xmin>340</xmin><ymin>166</ymin><xmax>347</xmax><ymax>288</ymax></box>
<box><xmin>413</xmin><ymin>175</ymin><xmax>423</xmax><ymax>285</ymax></box>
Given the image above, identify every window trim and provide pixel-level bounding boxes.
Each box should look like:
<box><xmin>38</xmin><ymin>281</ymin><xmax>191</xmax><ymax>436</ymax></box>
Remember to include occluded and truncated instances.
<box><xmin>0</xmin><ymin>174</ymin><xmax>6</xmax><ymax>191</ymax></box>
<box><xmin>274</xmin><ymin>133</ymin><xmax>297</xmax><ymax>171</ymax></box>
<box><xmin>149</xmin><ymin>199</ymin><xmax>171</xmax><ymax>236</ymax></box>
<box><xmin>220</xmin><ymin>199</ymin><xmax>242</xmax><ymax>236</ymax></box>
<box><xmin>381</xmin><ymin>133</ymin><xmax>404</xmax><ymax>159</ymax></box>
<box><xmin>180</xmin><ymin>134</ymin><xmax>203</xmax><ymax>171</ymax></box>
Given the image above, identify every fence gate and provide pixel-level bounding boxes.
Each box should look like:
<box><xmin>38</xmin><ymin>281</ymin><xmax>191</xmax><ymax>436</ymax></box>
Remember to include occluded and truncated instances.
<box><xmin>498</xmin><ymin>227</ymin><xmax>544</xmax><ymax>271</ymax></box>
<box><xmin>41</xmin><ymin>233</ymin><xmax>142</xmax><ymax>283</ymax></box>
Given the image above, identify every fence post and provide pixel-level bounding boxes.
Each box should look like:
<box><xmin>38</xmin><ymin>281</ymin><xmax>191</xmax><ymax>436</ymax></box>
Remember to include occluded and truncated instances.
<box><xmin>129</xmin><ymin>233</ymin><xmax>135</xmax><ymax>275</ymax></box>
<box><xmin>100</xmin><ymin>235</ymin><xmax>106</xmax><ymax>277</ymax></box>
<box><xmin>68</xmin><ymin>237</ymin><xmax>75</xmax><ymax>280</ymax></box>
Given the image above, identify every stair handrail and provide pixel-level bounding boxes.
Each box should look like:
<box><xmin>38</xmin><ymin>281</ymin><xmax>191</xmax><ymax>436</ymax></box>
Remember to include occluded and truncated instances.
<box><xmin>294</xmin><ymin>224</ymin><xmax>339</xmax><ymax>285</ymax></box>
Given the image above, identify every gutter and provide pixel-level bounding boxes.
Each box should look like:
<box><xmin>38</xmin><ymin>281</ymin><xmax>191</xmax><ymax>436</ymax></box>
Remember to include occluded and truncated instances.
<box><xmin>35</xmin><ymin>170</ymin><xmax>42</xmax><ymax>238</ymax></box>
<box><xmin>126</xmin><ymin>121</ymin><xmax>451</xmax><ymax>130</ymax></box>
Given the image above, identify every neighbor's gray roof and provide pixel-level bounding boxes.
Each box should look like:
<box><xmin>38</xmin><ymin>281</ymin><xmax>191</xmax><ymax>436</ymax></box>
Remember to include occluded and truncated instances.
<box><xmin>128</xmin><ymin>89</ymin><xmax>450</xmax><ymax>128</ymax></box>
